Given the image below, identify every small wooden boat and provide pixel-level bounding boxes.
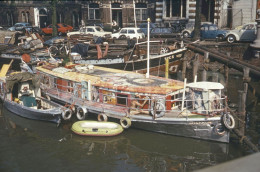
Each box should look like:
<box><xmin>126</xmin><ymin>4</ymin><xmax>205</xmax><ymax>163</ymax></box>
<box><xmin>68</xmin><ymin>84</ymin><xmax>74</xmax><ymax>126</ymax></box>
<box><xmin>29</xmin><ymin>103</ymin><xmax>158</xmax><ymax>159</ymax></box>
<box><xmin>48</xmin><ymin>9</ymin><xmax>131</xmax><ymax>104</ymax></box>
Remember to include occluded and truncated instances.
<box><xmin>0</xmin><ymin>62</ymin><xmax>63</xmax><ymax>124</ymax></box>
<box><xmin>71</xmin><ymin>121</ymin><xmax>124</xmax><ymax>136</ymax></box>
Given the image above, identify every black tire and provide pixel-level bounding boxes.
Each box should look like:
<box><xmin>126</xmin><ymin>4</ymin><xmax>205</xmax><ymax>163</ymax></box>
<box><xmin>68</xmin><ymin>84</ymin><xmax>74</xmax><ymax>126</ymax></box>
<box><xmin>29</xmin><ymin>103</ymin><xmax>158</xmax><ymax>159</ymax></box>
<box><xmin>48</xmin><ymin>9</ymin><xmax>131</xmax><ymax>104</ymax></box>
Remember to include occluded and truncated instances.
<box><xmin>227</xmin><ymin>35</ymin><xmax>236</xmax><ymax>43</ymax></box>
<box><xmin>182</xmin><ymin>31</ymin><xmax>190</xmax><ymax>38</ymax></box>
<box><xmin>58</xmin><ymin>32</ymin><xmax>62</xmax><ymax>36</ymax></box>
<box><xmin>119</xmin><ymin>35</ymin><xmax>127</xmax><ymax>39</ymax></box>
<box><xmin>217</xmin><ymin>35</ymin><xmax>224</xmax><ymax>42</ymax></box>
<box><xmin>48</xmin><ymin>46</ymin><xmax>59</xmax><ymax>57</ymax></box>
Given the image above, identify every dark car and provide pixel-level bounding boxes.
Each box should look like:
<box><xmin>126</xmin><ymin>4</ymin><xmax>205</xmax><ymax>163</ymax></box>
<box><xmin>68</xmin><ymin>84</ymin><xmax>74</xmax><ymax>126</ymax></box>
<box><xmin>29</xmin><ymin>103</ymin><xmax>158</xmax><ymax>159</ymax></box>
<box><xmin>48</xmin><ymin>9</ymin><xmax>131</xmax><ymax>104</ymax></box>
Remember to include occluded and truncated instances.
<box><xmin>191</xmin><ymin>23</ymin><xmax>227</xmax><ymax>41</ymax></box>
<box><xmin>138</xmin><ymin>23</ymin><xmax>157</xmax><ymax>36</ymax></box>
<box><xmin>150</xmin><ymin>27</ymin><xmax>177</xmax><ymax>38</ymax></box>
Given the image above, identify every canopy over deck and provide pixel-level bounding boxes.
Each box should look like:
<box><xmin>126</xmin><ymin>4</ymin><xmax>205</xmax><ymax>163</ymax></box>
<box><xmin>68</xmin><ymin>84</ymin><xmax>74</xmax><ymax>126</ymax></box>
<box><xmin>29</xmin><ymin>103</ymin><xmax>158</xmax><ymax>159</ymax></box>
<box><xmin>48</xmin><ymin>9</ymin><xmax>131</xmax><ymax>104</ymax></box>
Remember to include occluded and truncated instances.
<box><xmin>187</xmin><ymin>82</ymin><xmax>224</xmax><ymax>91</ymax></box>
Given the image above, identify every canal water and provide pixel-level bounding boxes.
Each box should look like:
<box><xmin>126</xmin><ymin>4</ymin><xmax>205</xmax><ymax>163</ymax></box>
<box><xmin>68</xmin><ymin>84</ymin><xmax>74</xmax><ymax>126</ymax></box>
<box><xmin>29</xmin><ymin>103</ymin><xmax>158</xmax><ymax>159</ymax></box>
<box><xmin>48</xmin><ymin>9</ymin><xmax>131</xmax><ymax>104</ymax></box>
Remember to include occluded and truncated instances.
<box><xmin>0</xmin><ymin>72</ymin><xmax>259</xmax><ymax>172</ymax></box>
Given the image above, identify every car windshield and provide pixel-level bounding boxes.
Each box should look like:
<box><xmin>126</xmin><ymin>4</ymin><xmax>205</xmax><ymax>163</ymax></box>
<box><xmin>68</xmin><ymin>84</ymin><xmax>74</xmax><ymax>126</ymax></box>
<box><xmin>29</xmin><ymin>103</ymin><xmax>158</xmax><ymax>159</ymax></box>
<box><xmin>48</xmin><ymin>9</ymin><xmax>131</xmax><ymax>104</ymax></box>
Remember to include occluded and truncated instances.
<box><xmin>242</xmin><ymin>24</ymin><xmax>255</xmax><ymax>30</ymax></box>
<box><xmin>95</xmin><ymin>27</ymin><xmax>104</xmax><ymax>32</ymax></box>
<box><xmin>80</xmin><ymin>28</ymin><xmax>86</xmax><ymax>32</ymax></box>
<box><xmin>120</xmin><ymin>29</ymin><xmax>127</xmax><ymax>34</ymax></box>
<box><xmin>209</xmin><ymin>25</ymin><xmax>217</xmax><ymax>30</ymax></box>
<box><xmin>137</xmin><ymin>29</ymin><xmax>143</xmax><ymax>33</ymax></box>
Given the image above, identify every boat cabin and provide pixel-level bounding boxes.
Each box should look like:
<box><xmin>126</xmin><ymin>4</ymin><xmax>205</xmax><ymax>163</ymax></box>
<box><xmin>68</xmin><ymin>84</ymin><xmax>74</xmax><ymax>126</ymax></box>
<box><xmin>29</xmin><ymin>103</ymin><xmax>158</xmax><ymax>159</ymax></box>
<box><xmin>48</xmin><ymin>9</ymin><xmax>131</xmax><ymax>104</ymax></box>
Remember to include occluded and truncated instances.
<box><xmin>36</xmin><ymin>64</ymin><xmax>226</xmax><ymax>119</ymax></box>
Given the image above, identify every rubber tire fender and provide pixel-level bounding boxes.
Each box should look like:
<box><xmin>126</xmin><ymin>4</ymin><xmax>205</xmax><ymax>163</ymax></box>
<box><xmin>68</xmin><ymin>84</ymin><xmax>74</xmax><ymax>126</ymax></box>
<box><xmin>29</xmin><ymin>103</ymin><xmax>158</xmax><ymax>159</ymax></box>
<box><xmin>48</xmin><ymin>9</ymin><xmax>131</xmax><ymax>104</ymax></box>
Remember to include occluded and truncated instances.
<box><xmin>214</xmin><ymin>123</ymin><xmax>226</xmax><ymax>136</ymax></box>
<box><xmin>98</xmin><ymin>113</ymin><xmax>108</xmax><ymax>122</ymax></box>
<box><xmin>120</xmin><ymin>117</ymin><xmax>131</xmax><ymax>129</ymax></box>
<box><xmin>76</xmin><ymin>107</ymin><xmax>87</xmax><ymax>120</ymax></box>
<box><xmin>62</xmin><ymin>108</ymin><xmax>72</xmax><ymax>121</ymax></box>
<box><xmin>222</xmin><ymin>113</ymin><xmax>235</xmax><ymax>130</ymax></box>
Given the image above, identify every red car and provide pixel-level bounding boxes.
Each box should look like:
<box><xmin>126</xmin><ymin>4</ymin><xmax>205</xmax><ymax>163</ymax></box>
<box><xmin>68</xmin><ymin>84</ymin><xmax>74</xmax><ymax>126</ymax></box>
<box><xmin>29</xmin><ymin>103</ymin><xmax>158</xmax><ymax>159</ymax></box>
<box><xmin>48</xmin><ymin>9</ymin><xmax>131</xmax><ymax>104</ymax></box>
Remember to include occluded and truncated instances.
<box><xmin>41</xmin><ymin>23</ymin><xmax>73</xmax><ymax>35</ymax></box>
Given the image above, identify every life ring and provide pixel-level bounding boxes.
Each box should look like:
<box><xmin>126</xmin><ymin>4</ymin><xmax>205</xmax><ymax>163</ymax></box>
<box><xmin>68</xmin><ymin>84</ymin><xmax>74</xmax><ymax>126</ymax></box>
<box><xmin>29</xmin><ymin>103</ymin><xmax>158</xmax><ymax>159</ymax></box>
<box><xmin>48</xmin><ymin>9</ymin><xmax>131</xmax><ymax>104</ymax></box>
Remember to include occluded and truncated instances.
<box><xmin>120</xmin><ymin>117</ymin><xmax>131</xmax><ymax>129</ymax></box>
<box><xmin>98</xmin><ymin>113</ymin><xmax>108</xmax><ymax>122</ymax></box>
<box><xmin>76</xmin><ymin>107</ymin><xmax>87</xmax><ymax>120</ymax></box>
<box><xmin>169</xmin><ymin>65</ymin><xmax>178</xmax><ymax>73</ymax></box>
<box><xmin>222</xmin><ymin>113</ymin><xmax>235</xmax><ymax>130</ymax></box>
<box><xmin>62</xmin><ymin>108</ymin><xmax>72</xmax><ymax>120</ymax></box>
<box><xmin>151</xmin><ymin>100</ymin><xmax>165</xmax><ymax>118</ymax></box>
<box><xmin>214</xmin><ymin>123</ymin><xmax>226</xmax><ymax>136</ymax></box>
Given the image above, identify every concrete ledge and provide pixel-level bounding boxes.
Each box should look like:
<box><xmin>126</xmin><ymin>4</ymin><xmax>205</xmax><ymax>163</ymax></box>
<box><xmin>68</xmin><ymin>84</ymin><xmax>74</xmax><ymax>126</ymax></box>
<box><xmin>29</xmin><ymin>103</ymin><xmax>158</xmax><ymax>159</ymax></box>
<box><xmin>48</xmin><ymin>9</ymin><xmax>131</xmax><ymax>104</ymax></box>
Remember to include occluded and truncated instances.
<box><xmin>195</xmin><ymin>152</ymin><xmax>260</xmax><ymax>172</ymax></box>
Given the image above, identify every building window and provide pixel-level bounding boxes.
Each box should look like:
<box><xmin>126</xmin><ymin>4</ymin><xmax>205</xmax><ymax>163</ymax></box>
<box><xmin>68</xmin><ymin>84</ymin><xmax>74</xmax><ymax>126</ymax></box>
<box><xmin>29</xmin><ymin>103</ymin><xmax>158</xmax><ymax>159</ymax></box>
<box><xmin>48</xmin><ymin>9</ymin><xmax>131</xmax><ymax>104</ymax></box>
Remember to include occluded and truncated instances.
<box><xmin>57</xmin><ymin>13</ymin><xmax>64</xmax><ymax>23</ymax></box>
<box><xmin>89</xmin><ymin>3</ymin><xmax>100</xmax><ymax>20</ymax></box>
<box><xmin>22</xmin><ymin>12</ymin><xmax>26</xmax><ymax>22</ymax></box>
<box><xmin>165</xmin><ymin>0</ymin><xmax>186</xmax><ymax>18</ymax></box>
<box><xmin>26</xmin><ymin>12</ymin><xmax>30</xmax><ymax>23</ymax></box>
<box><xmin>136</xmin><ymin>3</ymin><xmax>147</xmax><ymax>21</ymax></box>
<box><xmin>7</xmin><ymin>12</ymin><xmax>13</xmax><ymax>26</ymax></box>
<box><xmin>22</xmin><ymin>11</ymin><xmax>29</xmax><ymax>23</ymax></box>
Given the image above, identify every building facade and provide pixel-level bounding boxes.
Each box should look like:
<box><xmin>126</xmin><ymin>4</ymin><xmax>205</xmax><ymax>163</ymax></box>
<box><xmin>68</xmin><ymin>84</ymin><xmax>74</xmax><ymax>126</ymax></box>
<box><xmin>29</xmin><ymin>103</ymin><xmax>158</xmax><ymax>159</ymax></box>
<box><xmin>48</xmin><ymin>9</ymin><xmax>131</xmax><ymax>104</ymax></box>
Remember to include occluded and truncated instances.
<box><xmin>0</xmin><ymin>0</ymin><xmax>257</xmax><ymax>29</ymax></box>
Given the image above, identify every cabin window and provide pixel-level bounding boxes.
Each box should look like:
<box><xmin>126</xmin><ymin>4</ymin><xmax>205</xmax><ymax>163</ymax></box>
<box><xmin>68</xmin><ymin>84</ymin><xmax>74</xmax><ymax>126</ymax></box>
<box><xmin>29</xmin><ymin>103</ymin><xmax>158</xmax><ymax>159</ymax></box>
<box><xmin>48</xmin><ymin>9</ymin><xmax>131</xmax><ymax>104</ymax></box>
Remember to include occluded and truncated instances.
<box><xmin>42</xmin><ymin>74</ymin><xmax>50</xmax><ymax>86</ymax></box>
<box><xmin>116</xmin><ymin>93</ymin><xmax>128</xmax><ymax>106</ymax></box>
<box><xmin>67</xmin><ymin>81</ymin><xmax>73</xmax><ymax>92</ymax></box>
<box><xmin>171</xmin><ymin>92</ymin><xmax>182</xmax><ymax>109</ymax></box>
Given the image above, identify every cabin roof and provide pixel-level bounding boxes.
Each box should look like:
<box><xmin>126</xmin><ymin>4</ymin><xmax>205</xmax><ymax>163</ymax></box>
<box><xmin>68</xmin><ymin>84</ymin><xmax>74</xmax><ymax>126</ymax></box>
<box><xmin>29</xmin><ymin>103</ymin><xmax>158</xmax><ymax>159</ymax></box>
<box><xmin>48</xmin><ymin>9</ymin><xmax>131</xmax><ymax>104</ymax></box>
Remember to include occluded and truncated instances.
<box><xmin>187</xmin><ymin>82</ymin><xmax>224</xmax><ymax>90</ymax></box>
<box><xmin>36</xmin><ymin>65</ymin><xmax>184</xmax><ymax>95</ymax></box>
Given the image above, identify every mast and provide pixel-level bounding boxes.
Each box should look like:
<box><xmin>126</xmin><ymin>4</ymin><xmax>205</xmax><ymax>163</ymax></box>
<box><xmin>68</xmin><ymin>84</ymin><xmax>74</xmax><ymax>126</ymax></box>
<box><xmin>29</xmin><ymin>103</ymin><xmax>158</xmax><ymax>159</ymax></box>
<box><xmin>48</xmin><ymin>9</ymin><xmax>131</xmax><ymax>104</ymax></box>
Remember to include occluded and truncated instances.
<box><xmin>146</xmin><ymin>18</ymin><xmax>150</xmax><ymax>78</ymax></box>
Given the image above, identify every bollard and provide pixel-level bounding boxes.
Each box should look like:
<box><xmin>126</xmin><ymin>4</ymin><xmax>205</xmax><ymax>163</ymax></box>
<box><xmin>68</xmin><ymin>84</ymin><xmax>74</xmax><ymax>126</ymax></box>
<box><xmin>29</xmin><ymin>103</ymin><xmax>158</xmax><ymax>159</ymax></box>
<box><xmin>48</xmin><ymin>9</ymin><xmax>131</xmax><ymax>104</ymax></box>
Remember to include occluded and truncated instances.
<box><xmin>182</xmin><ymin>57</ymin><xmax>187</xmax><ymax>81</ymax></box>
<box><xmin>202</xmin><ymin>69</ymin><xmax>207</xmax><ymax>81</ymax></box>
<box><xmin>192</xmin><ymin>57</ymin><xmax>199</xmax><ymax>81</ymax></box>
<box><xmin>212</xmin><ymin>72</ymin><xmax>218</xmax><ymax>82</ymax></box>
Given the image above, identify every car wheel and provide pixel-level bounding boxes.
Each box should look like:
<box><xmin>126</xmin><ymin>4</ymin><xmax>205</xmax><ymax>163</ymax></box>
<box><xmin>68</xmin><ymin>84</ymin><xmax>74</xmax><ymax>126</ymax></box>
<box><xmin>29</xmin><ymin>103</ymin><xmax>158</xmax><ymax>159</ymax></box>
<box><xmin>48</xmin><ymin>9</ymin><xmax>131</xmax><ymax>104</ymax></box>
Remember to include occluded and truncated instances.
<box><xmin>119</xmin><ymin>35</ymin><xmax>126</xmax><ymax>39</ymax></box>
<box><xmin>216</xmin><ymin>35</ymin><xmax>224</xmax><ymax>42</ymax></box>
<box><xmin>58</xmin><ymin>32</ymin><xmax>62</xmax><ymax>36</ymax></box>
<box><xmin>227</xmin><ymin>35</ymin><xmax>236</xmax><ymax>43</ymax></box>
<box><xmin>182</xmin><ymin>31</ymin><xmax>190</xmax><ymax>38</ymax></box>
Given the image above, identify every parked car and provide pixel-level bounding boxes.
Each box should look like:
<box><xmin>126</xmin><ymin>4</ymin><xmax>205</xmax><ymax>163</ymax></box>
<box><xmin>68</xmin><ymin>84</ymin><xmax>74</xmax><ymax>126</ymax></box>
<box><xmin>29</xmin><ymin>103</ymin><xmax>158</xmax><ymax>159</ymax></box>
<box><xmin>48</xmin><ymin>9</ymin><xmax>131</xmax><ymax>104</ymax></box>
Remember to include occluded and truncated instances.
<box><xmin>112</xmin><ymin>27</ymin><xmax>145</xmax><ymax>39</ymax></box>
<box><xmin>7</xmin><ymin>22</ymin><xmax>32</xmax><ymax>32</ymax></box>
<box><xmin>190</xmin><ymin>23</ymin><xmax>227</xmax><ymax>41</ymax></box>
<box><xmin>181</xmin><ymin>22</ymin><xmax>213</xmax><ymax>38</ymax></box>
<box><xmin>150</xmin><ymin>27</ymin><xmax>176</xmax><ymax>38</ymax></box>
<box><xmin>67</xmin><ymin>26</ymin><xmax>112</xmax><ymax>38</ymax></box>
<box><xmin>138</xmin><ymin>23</ymin><xmax>157</xmax><ymax>36</ymax></box>
<box><xmin>41</xmin><ymin>23</ymin><xmax>73</xmax><ymax>35</ymax></box>
<box><xmin>226</xmin><ymin>22</ymin><xmax>257</xmax><ymax>43</ymax></box>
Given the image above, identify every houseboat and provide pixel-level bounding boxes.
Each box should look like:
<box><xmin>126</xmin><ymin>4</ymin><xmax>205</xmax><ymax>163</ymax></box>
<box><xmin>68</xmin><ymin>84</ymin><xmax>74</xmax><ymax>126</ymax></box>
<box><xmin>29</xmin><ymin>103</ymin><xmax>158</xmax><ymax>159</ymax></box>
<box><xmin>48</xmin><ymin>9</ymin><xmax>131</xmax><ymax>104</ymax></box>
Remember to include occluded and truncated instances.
<box><xmin>36</xmin><ymin>63</ymin><xmax>235</xmax><ymax>142</ymax></box>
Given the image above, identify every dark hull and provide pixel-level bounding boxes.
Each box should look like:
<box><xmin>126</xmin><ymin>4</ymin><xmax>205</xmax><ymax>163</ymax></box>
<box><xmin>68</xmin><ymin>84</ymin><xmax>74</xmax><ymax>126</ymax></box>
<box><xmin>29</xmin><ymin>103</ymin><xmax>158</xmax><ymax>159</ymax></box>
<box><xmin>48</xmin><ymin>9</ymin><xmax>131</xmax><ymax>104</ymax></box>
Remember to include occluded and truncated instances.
<box><xmin>131</xmin><ymin>119</ymin><xmax>229</xmax><ymax>143</ymax></box>
<box><xmin>3</xmin><ymin>99</ymin><xmax>62</xmax><ymax>124</ymax></box>
<box><xmin>75</xmin><ymin>55</ymin><xmax>179</xmax><ymax>71</ymax></box>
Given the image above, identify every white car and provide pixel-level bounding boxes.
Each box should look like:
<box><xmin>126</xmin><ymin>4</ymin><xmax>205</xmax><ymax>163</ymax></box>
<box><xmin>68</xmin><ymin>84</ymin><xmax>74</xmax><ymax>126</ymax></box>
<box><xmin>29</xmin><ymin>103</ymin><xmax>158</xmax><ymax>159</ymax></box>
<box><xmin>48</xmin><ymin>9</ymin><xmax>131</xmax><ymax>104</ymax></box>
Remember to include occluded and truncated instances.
<box><xmin>112</xmin><ymin>27</ymin><xmax>145</xmax><ymax>39</ymax></box>
<box><xmin>226</xmin><ymin>22</ymin><xmax>257</xmax><ymax>43</ymax></box>
<box><xmin>67</xmin><ymin>26</ymin><xmax>112</xmax><ymax>38</ymax></box>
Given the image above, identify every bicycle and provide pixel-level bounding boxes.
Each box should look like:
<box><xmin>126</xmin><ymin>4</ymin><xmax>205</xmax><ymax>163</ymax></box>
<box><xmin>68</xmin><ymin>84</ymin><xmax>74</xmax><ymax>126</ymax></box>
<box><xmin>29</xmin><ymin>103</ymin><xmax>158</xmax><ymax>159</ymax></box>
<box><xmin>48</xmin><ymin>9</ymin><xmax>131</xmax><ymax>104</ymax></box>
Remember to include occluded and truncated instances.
<box><xmin>48</xmin><ymin>40</ymin><xmax>70</xmax><ymax>57</ymax></box>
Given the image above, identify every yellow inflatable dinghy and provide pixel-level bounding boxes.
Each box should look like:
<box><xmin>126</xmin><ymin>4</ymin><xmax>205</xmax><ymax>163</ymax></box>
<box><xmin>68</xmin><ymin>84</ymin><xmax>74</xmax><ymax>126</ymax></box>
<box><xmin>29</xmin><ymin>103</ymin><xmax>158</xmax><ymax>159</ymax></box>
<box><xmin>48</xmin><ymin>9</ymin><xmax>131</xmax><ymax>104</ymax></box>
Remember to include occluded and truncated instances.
<box><xmin>71</xmin><ymin>121</ymin><xmax>124</xmax><ymax>136</ymax></box>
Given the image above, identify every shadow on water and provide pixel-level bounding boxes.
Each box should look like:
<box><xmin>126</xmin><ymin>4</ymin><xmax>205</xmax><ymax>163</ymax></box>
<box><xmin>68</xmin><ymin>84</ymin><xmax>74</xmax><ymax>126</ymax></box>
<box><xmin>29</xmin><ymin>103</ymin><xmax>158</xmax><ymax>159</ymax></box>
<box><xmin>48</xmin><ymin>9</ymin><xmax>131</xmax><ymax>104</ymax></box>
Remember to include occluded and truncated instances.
<box><xmin>0</xmin><ymin>103</ymin><xmax>248</xmax><ymax>172</ymax></box>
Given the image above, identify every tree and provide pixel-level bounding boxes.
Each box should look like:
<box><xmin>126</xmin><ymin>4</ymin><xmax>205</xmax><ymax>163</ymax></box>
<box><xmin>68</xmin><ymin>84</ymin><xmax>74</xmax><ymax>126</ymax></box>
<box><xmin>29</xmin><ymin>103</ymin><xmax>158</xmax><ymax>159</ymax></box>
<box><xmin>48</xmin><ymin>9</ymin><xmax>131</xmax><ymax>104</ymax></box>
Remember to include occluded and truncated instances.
<box><xmin>51</xmin><ymin>0</ymin><xmax>58</xmax><ymax>37</ymax></box>
<box><xmin>192</xmin><ymin>0</ymin><xmax>201</xmax><ymax>41</ymax></box>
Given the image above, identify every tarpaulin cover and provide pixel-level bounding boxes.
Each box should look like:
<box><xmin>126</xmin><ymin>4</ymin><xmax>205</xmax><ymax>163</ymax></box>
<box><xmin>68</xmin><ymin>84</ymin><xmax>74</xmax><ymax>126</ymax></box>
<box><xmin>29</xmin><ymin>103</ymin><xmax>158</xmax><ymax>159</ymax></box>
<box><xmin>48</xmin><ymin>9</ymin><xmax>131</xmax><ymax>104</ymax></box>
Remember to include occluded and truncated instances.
<box><xmin>6</xmin><ymin>72</ymin><xmax>40</xmax><ymax>92</ymax></box>
<box><xmin>71</xmin><ymin>43</ymin><xmax>89</xmax><ymax>57</ymax></box>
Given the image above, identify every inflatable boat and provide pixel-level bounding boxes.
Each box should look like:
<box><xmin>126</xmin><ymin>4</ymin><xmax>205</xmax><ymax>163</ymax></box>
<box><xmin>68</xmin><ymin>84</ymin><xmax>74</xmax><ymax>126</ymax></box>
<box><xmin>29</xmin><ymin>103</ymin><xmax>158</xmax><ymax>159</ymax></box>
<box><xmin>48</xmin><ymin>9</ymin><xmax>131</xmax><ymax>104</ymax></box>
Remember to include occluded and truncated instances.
<box><xmin>71</xmin><ymin>121</ymin><xmax>124</xmax><ymax>136</ymax></box>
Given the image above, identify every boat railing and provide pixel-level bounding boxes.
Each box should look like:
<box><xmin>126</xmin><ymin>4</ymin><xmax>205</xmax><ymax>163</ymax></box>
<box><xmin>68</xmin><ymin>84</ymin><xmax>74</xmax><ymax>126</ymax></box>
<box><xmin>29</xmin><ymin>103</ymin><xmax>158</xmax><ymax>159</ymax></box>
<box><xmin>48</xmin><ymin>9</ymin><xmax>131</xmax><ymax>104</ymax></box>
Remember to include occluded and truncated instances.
<box><xmin>42</xmin><ymin>82</ymin><xmax>226</xmax><ymax>118</ymax></box>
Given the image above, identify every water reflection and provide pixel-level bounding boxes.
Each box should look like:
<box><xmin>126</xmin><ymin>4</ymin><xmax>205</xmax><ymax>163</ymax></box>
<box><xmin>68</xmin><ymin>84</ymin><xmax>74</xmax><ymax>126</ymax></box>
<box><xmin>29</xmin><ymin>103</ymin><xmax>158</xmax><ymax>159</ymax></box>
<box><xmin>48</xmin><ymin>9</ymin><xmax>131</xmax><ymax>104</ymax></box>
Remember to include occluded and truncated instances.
<box><xmin>0</xmin><ymin>104</ymin><xmax>237</xmax><ymax>172</ymax></box>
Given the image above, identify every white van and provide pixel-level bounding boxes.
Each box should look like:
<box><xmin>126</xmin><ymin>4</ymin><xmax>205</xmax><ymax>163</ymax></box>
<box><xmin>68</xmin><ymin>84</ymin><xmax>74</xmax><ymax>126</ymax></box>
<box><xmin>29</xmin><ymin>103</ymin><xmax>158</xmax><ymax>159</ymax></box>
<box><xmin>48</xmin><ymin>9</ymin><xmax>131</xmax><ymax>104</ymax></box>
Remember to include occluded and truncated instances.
<box><xmin>112</xmin><ymin>27</ymin><xmax>145</xmax><ymax>39</ymax></box>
